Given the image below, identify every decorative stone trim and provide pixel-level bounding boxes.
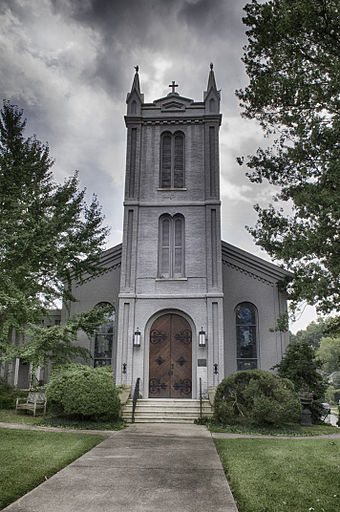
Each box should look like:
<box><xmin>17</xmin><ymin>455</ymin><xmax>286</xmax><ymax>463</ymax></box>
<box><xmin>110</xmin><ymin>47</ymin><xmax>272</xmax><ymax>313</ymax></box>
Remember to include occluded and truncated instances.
<box><xmin>222</xmin><ymin>260</ymin><xmax>274</xmax><ymax>286</ymax></box>
<box><xmin>143</xmin><ymin>119</ymin><xmax>204</xmax><ymax>126</ymax></box>
<box><xmin>75</xmin><ymin>262</ymin><xmax>121</xmax><ymax>287</ymax></box>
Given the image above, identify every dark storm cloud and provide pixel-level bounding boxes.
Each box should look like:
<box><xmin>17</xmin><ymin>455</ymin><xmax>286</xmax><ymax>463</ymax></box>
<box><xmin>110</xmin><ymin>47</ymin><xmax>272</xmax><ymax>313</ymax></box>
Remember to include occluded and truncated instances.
<box><xmin>52</xmin><ymin>0</ymin><xmax>184</xmax><ymax>56</ymax></box>
<box><xmin>53</xmin><ymin>0</ymin><xmax>182</xmax><ymax>39</ymax></box>
<box><xmin>50</xmin><ymin>0</ymin><xmax>246</xmax><ymax>98</ymax></box>
<box><xmin>178</xmin><ymin>0</ymin><xmax>242</xmax><ymax>38</ymax></box>
<box><xmin>0</xmin><ymin>0</ymin><xmax>27</xmax><ymax>17</ymax></box>
<box><xmin>51</xmin><ymin>0</ymin><xmax>178</xmax><ymax>95</ymax></box>
<box><xmin>53</xmin><ymin>0</ymin><xmax>242</xmax><ymax>39</ymax></box>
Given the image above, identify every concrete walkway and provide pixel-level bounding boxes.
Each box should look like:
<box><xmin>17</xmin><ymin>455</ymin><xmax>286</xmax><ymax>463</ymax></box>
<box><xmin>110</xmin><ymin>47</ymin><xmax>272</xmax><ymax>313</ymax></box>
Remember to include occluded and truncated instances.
<box><xmin>2</xmin><ymin>423</ymin><xmax>238</xmax><ymax>512</ymax></box>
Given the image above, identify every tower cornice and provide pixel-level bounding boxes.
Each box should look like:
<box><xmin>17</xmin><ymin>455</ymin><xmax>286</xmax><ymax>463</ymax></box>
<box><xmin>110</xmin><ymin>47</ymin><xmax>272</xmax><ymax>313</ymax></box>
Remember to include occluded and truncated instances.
<box><xmin>124</xmin><ymin>114</ymin><xmax>222</xmax><ymax>126</ymax></box>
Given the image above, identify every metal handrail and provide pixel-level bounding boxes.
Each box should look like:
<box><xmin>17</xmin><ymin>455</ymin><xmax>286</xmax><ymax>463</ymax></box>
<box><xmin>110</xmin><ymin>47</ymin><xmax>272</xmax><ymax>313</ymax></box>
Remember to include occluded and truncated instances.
<box><xmin>199</xmin><ymin>377</ymin><xmax>203</xmax><ymax>420</ymax></box>
<box><xmin>131</xmin><ymin>377</ymin><xmax>140</xmax><ymax>423</ymax></box>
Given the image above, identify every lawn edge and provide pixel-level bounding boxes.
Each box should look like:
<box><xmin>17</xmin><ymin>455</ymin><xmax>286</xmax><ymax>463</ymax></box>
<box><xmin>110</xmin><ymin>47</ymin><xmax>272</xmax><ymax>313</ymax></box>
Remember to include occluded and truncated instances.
<box><xmin>0</xmin><ymin>428</ymin><xmax>106</xmax><ymax>510</ymax></box>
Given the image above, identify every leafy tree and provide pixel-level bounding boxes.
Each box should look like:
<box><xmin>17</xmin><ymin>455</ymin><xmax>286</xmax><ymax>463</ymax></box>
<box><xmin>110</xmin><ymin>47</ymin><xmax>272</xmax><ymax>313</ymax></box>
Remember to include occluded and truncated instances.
<box><xmin>0</xmin><ymin>101</ymin><xmax>110</xmax><ymax>374</ymax></box>
<box><xmin>316</xmin><ymin>336</ymin><xmax>340</xmax><ymax>376</ymax></box>
<box><xmin>4</xmin><ymin>307</ymin><xmax>113</xmax><ymax>376</ymax></box>
<box><xmin>237</xmin><ymin>0</ymin><xmax>340</xmax><ymax>327</ymax></box>
<box><xmin>290</xmin><ymin>318</ymin><xmax>330</xmax><ymax>347</ymax></box>
<box><xmin>274</xmin><ymin>341</ymin><xmax>326</xmax><ymax>420</ymax></box>
<box><xmin>275</xmin><ymin>342</ymin><xmax>325</xmax><ymax>395</ymax></box>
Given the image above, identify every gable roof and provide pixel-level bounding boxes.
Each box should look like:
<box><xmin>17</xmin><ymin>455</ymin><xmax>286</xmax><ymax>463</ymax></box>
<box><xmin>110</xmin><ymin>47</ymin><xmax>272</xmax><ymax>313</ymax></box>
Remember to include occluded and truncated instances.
<box><xmin>90</xmin><ymin>241</ymin><xmax>291</xmax><ymax>287</ymax></box>
<box><xmin>222</xmin><ymin>240</ymin><xmax>292</xmax><ymax>284</ymax></box>
<box><xmin>99</xmin><ymin>243</ymin><xmax>122</xmax><ymax>268</ymax></box>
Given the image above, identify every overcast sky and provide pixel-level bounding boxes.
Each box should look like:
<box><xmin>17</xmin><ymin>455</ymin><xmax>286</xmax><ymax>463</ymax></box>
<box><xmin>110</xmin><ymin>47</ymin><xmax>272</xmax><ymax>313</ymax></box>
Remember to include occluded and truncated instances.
<box><xmin>0</xmin><ymin>0</ymin><xmax>316</xmax><ymax>331</ymax></box>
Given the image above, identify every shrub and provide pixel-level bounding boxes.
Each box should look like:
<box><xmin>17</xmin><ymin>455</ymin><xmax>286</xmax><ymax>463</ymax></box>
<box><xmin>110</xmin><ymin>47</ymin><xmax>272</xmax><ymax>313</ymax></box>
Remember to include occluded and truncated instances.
<box><xmin>214</xmin><ymin>370</ymin><xmax>301</xmax><ymax>426</ymax></box>
<box><xmin>274</xmin><ymin>341</ymin><xmax>327</xmax><ymax>422</ymax></box>
<box><xmin>46</xmin><ymin>364</ymin><xmax>120</xmax><ymax>421</ymax></box>
<box><xmin>0</xmin><ymin>377</ymin><xmax>27</xmax><ymax>409</ymax></box>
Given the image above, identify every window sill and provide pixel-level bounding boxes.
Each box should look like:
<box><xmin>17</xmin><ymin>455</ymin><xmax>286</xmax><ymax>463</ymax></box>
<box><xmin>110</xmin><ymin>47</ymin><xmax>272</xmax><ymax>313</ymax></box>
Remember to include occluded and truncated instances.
<box><xmin>155</xmin><ymin>277</ymin><xmax>188</xmax><ymax>281</ymax></box>
<box><xmin>157</xmin><ymin>188</ymin><xmax>187</xmax><ymax>191</ymax></box>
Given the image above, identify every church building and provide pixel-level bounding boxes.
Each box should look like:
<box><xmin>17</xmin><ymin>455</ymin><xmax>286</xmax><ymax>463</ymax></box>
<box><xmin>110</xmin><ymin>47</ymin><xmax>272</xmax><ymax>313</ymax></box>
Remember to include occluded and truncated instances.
<box><xmin>4</xmin><ymin>66</ymin><xmax>290</xmax><ymax>405</ymax></box>
<box><xmin>63</xmin><ymin>65</ymin><xmax>290</xmax><ymax>401</ymax></box>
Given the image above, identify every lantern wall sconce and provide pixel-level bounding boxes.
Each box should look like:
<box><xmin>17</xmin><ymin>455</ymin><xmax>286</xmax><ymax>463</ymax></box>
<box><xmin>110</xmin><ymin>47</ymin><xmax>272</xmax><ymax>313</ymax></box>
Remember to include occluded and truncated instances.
<box><xmin>199</xmin><ymin>327</ymin><xmax>206</xmax><ymax>347</ymax></box>
<box><xmin>133</xmin><ymin>327</ymin><xmax>141</xmax><ymax>347</ymax></box>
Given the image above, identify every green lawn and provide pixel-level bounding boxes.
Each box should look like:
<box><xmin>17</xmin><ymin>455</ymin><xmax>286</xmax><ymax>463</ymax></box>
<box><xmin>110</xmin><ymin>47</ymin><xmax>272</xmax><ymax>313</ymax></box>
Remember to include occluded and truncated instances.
<box><xmin>0</xmin><ymin>409</ymin><xmax>41</xmax><ymax>425</ymax></box>
<box><xmin>0</xmin><ymin>409</ymin><xmax>125</xmax><ymax>430</ymax></box>
<box><xmin>0</xmin><ymin>428</ymin><xmax>104</xmax><ymax>510</ymax></box>
<box><xmin>209</xmin><ymin>422</ymin><xmax>339</xmax><ymax>436</ymax></box>
<box><xmin>215</xmin><ymin>438</ymin><xmax>340</xmax><ymax>512</ymax></box>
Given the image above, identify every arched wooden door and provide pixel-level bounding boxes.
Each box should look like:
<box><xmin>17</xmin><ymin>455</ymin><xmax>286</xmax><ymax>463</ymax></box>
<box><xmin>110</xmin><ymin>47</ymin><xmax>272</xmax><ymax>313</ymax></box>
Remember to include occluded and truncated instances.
<box><xmin>149</xmin><ymin>313</ymin><xmax>192</xmax><ymax>398</ymax></box>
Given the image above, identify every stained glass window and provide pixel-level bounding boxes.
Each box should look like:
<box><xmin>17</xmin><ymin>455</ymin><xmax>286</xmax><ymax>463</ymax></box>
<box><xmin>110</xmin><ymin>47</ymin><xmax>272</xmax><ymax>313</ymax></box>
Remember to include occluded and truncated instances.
<box><xmin>94</xmin><ymin>303</ymin><xmax>115</xmax><ymax>367</ymax></box>
<box><xmin>236</xmin><ymin>302</ymin><xmax>258</xmax><ymax>370</ymax></box>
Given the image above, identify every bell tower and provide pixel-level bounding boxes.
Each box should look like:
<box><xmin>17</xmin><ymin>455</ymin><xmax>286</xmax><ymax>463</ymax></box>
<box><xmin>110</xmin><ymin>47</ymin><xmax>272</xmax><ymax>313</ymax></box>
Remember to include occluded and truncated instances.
<box><xmin>116</xmin><ymin>65</ymin><xmax>224</xmax><ymax>399</ymax></box>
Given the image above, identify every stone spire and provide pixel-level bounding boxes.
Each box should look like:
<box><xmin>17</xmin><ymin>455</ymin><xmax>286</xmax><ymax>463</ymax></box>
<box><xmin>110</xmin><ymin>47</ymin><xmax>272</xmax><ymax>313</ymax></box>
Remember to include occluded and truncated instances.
<box><xmin>206</xmin><ymin>62</ymin><xmax>217</xmax><ymax>92</ymax></box>
<box><xmin>131</xmin><ymin>65</ymin><xmax>141</xmax><ymax>95</ymax></box>
<box><xmin>204</xmin><ymin>62</ymin><xmax>220</xmax><ymax>107</ymax></box>
<box><xmin>126</xmin><ymin>65</ymin><xmax>144</xmax><ymax>107</ymax></box>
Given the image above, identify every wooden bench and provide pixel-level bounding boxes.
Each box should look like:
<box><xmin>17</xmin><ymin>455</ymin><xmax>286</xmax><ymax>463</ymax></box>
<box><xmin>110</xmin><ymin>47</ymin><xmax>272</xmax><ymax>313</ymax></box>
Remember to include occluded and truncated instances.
<box><xmin>16</xmin><ymin>391</ymin><xmax>47</xmax><ymax>416</ymax></box>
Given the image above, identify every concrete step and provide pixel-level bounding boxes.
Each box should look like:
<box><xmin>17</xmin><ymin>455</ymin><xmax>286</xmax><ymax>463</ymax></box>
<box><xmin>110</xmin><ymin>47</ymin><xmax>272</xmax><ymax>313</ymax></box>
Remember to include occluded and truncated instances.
<box><xmin>122</xmin><ymin>404</ymin><xmax>212</xmax><ymax>411</ymax></box>
<box><xmin>122</xmin><ymin>398</ymin><xmax>213</xmax><ymax>424</ymax></box>
<box><xmin>122</xmin><ymin>408</ymin><xmax>206</xmax><ymax>415</ymax></box>
<box><xmin>125</xmin><ymin>399</ymin><xmax>211</xmax><ymax>406</ymax></box>
<box><xmin>132</xmin><ymin>399</ymin><xmax>206</xmax><ymax>402</ymax></box>
<box><xmin>122</xmin><ymin>411</ymin><xmax>213</xmax><ymax>419</ymax></box>
<box><xmin>123</xmin><ymin>416</ymin><xmax>201</xmax><ymax>423</ymax></box>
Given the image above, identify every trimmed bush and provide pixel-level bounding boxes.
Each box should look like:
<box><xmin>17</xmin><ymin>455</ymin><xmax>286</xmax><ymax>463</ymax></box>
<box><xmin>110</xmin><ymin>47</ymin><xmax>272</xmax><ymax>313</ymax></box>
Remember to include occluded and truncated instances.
<box><xmin>214</xmin><ymin>370</ymin><xmax>301</xmax><ymax>426</ymax></box>
<box><xmin>46</xmin><ymin>364</ymin><xmax>120</xmax><ymax>421</ymax></box>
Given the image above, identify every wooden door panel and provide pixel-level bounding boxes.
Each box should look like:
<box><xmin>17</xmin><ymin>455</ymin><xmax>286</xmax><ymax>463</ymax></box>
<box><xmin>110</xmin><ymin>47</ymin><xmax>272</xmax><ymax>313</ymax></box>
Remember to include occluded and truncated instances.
<box><xmin>149</xmin><ymin>314</ymin><xmax>171</xmax><ymax>398</ymax></box>
<box><xmin>149</xmin><ymin>314</ymin><xmax>192</xmax><ymax>398</ymax></box>
<box><xmin>170</xmin><ymin>315</ymin><xmax>192</xmax><ymax>398</ymax></box>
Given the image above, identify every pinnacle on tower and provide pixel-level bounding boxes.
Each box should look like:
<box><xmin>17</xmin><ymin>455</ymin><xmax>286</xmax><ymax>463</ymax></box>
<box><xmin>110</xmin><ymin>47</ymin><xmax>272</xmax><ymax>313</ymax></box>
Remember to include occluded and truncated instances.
<box><xmin>204</xmin><ymin>62</ymin><xmax>220</xmax><ymax>103</ymax></box>
<box><xmin>207</xmin><ymin>62</ymin><xmax>217</xmax><ymax>91</ymax></box>
<box><xmin>131</xmin><ymin>65</ymin><xmax>141</xmax><ymax>94</ymax></box>
<box><xmin>126</xmin><ymin>65</ymin><xmax>144</xmax><ymax>104</ymax></box>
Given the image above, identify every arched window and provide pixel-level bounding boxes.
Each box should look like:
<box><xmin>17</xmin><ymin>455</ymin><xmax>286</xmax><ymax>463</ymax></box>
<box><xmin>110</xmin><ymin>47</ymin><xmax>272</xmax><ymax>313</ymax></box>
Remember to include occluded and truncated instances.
<box><xmin>160</xmin><ymin>131</ymin><xmax>184</xmax><ymax>188</ymax></box>
<box><xmin>158</xmin><ymin>214</ymin><xmax>184</xmax><ymax>278</ymax></box>
<box><xmin>235</xmin><ymin>302</ymin><xmax>258</xmax><ymax>370</ymax></box>
<box><xmin>93</xmin><ymin>303</ymin><xmax>115</xmax><ymax>367</ymax></box>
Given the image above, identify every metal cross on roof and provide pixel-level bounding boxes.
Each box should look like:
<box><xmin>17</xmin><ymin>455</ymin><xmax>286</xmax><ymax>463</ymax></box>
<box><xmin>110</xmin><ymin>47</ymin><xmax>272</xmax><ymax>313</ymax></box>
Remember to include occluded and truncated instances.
<box><xmin>169</xmin><ymin>81</ymin><xmax>178</xmax><ymax>93</ymax></box>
